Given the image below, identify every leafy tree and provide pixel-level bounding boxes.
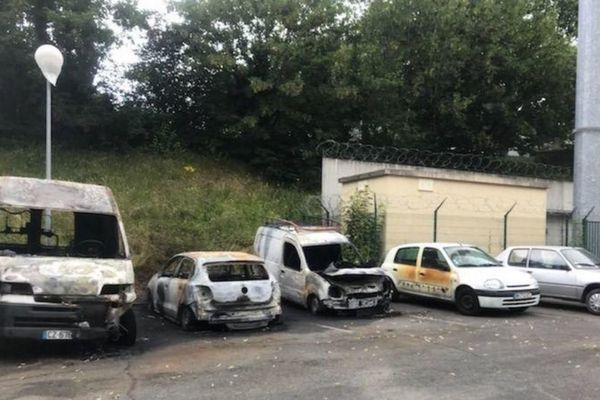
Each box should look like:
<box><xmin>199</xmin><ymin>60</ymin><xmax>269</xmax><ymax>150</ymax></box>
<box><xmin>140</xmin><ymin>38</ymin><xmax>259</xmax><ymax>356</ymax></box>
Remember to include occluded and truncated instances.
<box><xmin>0</xmin><ymin>0</ymin><xmax>146</xmax><ymax>147</ymax></box>
<box><xmin>134</xmin><ymin>0</ymin><xmax>356</xmax><ymax>182</ymax></box>
<box><xmin>345</xmin><ymin>0</ymin><xmax>576</xmax><ymax>155</ymax></box>
<box><xmin>342</xmin><ymin>188</ymin><xmax>385</xmax><ymax>263</ymax></box>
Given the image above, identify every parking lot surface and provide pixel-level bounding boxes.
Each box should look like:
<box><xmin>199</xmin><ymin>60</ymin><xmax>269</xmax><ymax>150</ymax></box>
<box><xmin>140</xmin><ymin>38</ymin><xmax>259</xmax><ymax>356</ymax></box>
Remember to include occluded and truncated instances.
<box><xmin>0</xmin><ymin>298</ymin><xmax>599</xmax><ymax>400</ymax></box>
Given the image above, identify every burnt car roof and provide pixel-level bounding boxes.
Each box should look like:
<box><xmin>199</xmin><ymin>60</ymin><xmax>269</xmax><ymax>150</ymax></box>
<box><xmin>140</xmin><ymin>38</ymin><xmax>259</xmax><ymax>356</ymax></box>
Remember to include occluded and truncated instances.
<box><xmin>179</xmin><ymin>251</ymin><xmax>263</xmax><ymax>264</ymax></box>
<box><xmin>0</xmin><ymin>176</ymin><xmax>118</xmax><ymax>215</ymax></box>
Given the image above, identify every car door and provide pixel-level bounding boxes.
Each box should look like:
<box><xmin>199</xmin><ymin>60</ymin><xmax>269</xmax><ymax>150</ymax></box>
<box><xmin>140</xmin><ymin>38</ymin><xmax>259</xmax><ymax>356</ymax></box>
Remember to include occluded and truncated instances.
<box><xmin>528</xmin><ymin>248</ymin><xmax>578</xmax><ymax>299</ymax></box>
<box><xmin>165</xmin><ymin>257</ymin><xmax>196</xmax><ymax>316</ymax></box>
<box><xmin>390</xmin><ymin>246</ymin><xmax>420</xmax><ymax>294</ymax></box>
<box><xmin>280</xmin><ymin>241</ymin><xmax>305</xmax><ymax>305</ymax></box>
<box><xmin>416</xmin><ymin>247</ymin><xmax>453</xmax><ymax>299</ymax></box>
<box><xmin>155</xmin><ymin>256</ymin><xmax>182</xmax><ymax>316</ymax></box>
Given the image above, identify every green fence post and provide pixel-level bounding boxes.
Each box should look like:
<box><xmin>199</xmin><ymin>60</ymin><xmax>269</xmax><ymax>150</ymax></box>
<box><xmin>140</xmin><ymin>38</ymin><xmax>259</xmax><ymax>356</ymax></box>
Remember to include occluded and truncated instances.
<box><xmin>503</xmin><ymin>203</ymin><xmax>517</xmax><ymax>250</ymax></box>
<box><xmin>433</xmin><ymin>198</ymin><xmax>447</xmax><ymax>242</ymax></box>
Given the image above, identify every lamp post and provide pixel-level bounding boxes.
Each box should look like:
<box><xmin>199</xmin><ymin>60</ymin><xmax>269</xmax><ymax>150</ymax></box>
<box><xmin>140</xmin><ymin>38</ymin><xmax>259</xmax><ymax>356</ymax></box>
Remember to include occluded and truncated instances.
<box><xmin>34</xmin><ymin>44</ymin><xmax>63</xmax><ymax>232</ymax></box>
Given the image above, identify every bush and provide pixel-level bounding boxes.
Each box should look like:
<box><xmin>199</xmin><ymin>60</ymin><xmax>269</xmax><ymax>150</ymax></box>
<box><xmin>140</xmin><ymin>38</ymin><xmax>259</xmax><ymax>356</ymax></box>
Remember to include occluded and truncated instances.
<box><xmin>342</xmin><ymin>188</ymin><xmax>385</xmax><ymax>263</ymax></box>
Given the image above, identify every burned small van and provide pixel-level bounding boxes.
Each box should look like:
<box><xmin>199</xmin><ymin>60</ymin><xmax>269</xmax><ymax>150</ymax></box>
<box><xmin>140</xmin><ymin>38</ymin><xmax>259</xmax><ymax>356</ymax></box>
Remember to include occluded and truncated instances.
<box><xmin>254</xmin><ymin>220</ymin><xmax>391</xmax><ymax>315</ymax></box>
<box><xmin>0</xmin><ymin>177</ymin><xmax>136</xmax><ymax>344</ymax></box>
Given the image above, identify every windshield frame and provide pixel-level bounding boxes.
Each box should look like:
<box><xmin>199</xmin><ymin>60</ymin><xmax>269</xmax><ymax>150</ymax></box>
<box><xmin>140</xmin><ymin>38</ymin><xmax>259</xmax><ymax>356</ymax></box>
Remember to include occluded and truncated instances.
<box><xmin>301</xmin><ymin>242</ymin><xmax>366</xmax><ymax>272</ymax></box>
<box><xmin>443</xmin><ymin>246</ymin><xmax>502</xmax><ymax>268</ymax></box>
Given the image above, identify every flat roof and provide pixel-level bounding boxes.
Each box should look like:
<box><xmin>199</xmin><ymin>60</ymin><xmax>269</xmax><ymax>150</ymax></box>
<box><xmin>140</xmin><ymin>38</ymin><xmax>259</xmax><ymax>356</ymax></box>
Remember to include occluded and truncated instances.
<box><xmin>338</xmin><ymin>167</ymin><xmax>549</xmax><ymax>189</ymax></box>
<box><xmin>0</xmin><ymin>176</ymin><xmax>118</xmax><ymax>214</ymax></box>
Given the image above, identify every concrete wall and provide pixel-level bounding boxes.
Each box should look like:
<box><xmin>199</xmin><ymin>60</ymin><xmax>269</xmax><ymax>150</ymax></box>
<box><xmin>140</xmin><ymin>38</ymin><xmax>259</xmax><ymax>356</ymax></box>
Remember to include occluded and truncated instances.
<box><xmin>340</xmin><ymin>172</ymin><xmax>547</xmax><ymax>255</ymax></box>
<box><xmin>323</xmin><ymin>157</ymin><xmax>573</xmax><ymax>247</ymax></box>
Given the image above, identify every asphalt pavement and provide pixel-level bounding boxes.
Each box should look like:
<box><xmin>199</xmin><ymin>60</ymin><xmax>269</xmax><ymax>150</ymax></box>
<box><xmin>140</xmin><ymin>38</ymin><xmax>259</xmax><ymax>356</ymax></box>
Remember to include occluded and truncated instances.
<box><xmin>0</xmin><ymin>298</ymin><xmax>599</xmax><ymax>400</ymax></box>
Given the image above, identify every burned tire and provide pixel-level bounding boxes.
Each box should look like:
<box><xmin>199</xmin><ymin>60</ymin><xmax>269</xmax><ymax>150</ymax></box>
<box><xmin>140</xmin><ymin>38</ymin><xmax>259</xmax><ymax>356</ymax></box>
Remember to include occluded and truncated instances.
<box><xmin>146</xmin><ymin>290</ymin><xmax>156</xmax><ymax>314</ymax></box>
<box><xmin>308</xmin><ymin>295</ymin><xmax>323</xmax><ymax>315</ymax></box>
<box><xmin>455</xmin><ymin>287</ymin><xmax>480</xmax><ymax>316</ymax></box>
<box><xmin>585</xmin><ymin>289</ymin><xmax>600</xmax><ymax>315</ymax></box>
<box><xmin>117</xmin><ymin>308</ymin><xmax>137</xmax><ymax>346</ymax></box>
<box><xmin>180</xmin><ymin>306</ymin><xmax>197</xmax><ymax>331</ymax></box>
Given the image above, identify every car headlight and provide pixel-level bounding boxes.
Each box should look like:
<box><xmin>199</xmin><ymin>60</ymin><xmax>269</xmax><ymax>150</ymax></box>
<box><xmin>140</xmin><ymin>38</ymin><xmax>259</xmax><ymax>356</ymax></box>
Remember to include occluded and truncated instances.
<box><xmin>483</xmin><ymin>279</ymin><xmax>504</xmax><ymax>290</ymax></box>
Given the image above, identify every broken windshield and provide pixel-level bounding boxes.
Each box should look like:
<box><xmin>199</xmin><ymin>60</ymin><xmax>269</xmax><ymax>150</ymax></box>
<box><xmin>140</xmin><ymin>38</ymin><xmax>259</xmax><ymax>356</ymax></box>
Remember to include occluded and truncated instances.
<box><xmin>206</xmin><ymin>263</ymin><xmax>270</xmax><ymax>282</ymax></box>
<box><xmin>302</xmin><ymin>243</ymin><xmax>365</xmax><ymax>272</ymax></box>
<box><xmin>0</xmin><ymin>207</ymin><xmax>126</xmax><ymax>259</ymax></box>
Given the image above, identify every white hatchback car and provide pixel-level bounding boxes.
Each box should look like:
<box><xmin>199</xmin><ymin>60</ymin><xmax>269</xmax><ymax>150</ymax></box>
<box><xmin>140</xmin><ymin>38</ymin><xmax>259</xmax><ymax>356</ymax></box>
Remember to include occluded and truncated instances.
<box><xmin>146</xmin><ymin>252</ymin><xmax>282</xmax><ymax>330</ymax></box>
<box><xmin>381</xmin><ymin>243</ymin><xmax>540</xmax><ymax>315</ymax></box>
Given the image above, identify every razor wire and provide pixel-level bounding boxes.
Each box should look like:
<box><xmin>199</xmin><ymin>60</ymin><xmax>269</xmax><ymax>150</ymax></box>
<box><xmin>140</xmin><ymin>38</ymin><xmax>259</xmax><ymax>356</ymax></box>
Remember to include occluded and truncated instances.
<box><xmin>318</xmin><ymin>140</ymin><xmax>572</xmax><ymax>181</ymax></box>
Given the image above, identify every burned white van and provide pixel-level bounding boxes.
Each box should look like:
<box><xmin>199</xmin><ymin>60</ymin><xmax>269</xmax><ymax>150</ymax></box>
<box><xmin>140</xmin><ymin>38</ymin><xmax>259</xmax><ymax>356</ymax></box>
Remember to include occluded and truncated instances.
<box><xmin>0</xmin><ymin>177</ymin><xmax>136</xmax><ymax>344</ymax></box>
<box><xmin>254</xmin><ymin>221</ymin><xmax>391</xmax><ymax>315</ymax></box>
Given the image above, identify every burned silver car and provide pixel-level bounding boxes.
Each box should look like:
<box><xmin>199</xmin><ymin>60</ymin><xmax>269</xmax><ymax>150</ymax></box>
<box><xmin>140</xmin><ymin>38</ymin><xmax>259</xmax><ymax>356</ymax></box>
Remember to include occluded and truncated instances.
<box><xmin>146</xmin><ymin>252</ymin><xmax>282</xmax><ymax>330</ymax></box>
<box><xmin>0</xmin><ymin>177</ymin><xmax>136</xmax><ymax>344</ymax></box>
<box><xmin>254</xmin><ymin>221</ymin><xmax>391</xmax><ymax>315</ymax></box>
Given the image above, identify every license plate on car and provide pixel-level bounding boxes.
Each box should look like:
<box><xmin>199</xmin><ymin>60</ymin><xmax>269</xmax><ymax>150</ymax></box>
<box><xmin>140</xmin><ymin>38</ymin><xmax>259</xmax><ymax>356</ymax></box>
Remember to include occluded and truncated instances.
<box><xmin>513</xmin><ymin>292</ymin><xmax>532</xmax><ymax>300</ymax></box>
<box><xmin>42</xmin><ymin>330</ymin><xmax>73</xmax><ymax>340</ymax></box>
<box><xmin>348</xmin><ymin>297</ymin><xmax>378</xmax><ymax>309</ymax></box>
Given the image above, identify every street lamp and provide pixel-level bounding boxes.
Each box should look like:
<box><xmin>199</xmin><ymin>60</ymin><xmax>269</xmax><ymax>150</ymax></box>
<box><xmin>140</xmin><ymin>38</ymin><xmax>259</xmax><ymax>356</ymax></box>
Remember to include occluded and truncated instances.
<box><xmin>34</xmin><ymin>44</ymin><xmax>63</xmax><ymax>232</ymax></box>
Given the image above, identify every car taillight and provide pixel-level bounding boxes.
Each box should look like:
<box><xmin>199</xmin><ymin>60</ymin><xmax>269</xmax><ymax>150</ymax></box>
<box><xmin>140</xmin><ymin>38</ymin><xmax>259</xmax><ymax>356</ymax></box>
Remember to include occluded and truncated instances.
<box><xmin>0</xmin><ymin>282</ymin><xmax>34</xmax><ymax>295</ymax></box>
<box><xmin>195</xmin><ymin>285</ymin><xmax>213</xmax><ymax>301</ymax></box>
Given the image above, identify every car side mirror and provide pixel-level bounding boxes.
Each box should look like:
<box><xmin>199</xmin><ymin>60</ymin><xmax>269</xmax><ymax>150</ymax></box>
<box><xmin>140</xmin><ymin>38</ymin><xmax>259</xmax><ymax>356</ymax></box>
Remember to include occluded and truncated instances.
<box><xmin>563</xmin><ymin>265</ymin><xmax>571</xmax><ymax>271</ymax></box>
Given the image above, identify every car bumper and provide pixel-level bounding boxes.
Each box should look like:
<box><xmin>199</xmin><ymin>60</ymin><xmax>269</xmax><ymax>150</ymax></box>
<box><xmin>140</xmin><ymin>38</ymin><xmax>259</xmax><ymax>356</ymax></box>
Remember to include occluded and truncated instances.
<box><xmin>475</xmin><ymin>289</ymin><xmax>541</xmax><ymax>309</ymax></box>
<box><xmin>198</xmin><ymin>305</ymin><xmax>282</xmax><ymax>325</ymax></box>
<box><xmin>322</xmin><ymin>293</ymin><xmax>388</xmax><ymax>311</ymax></box>
<box><xmin>0</xmin><ymin>300</ymin><xmax>129</xmax><ymax>341</ymax></box>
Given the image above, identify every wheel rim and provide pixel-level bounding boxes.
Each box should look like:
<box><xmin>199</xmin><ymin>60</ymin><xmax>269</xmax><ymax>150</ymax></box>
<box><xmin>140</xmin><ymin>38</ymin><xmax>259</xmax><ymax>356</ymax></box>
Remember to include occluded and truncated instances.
<box><xmin>460</xmin><ymin>294</ymin><xmax>475</xmax><ymax>310</ymax></box>
<box><xmin>181</xmin><ymin>309</ymin><xmax>191</xmax><ymax>328</ymax></box>
<box><xmin>589</xmin><ymin>293</ymin><xmax>600</xmax><ymax>312</ymax></box>
<box><xmin>310</xmin><ymin>297</ymin><xmax>318</xmax><ymax>313</ymax></box>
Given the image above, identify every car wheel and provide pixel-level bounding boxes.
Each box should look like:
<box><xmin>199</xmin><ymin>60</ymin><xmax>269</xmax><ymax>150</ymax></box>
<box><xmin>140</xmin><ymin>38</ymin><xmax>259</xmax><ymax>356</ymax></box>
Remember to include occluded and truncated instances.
<box><xmin>585</xmin><ymin>289</ymin><xmax>600</xmax><ymax>315</ymax></box>
<box><xmin>117</xmin><ymin>308</ymin><xmax>137</xmax><ymax>346</ymax></box>
<box><xmin>455</xmin><ymin>287</ymin><xmax>481</xmax><ymax>316</ymax></box>
<box><xmin>308</xmin><ymin>295</ymin><xmax>322</xmax><ymax>315</ymax></box>
<box><xmin>146</xmin><ymin>290</ymin><xmax>156</xmax><ymax>314</ymax></box>
<box><xmin>180</xmin><ymin>306</ymin><xmax>197</xmax><ymax>331</ymax></box>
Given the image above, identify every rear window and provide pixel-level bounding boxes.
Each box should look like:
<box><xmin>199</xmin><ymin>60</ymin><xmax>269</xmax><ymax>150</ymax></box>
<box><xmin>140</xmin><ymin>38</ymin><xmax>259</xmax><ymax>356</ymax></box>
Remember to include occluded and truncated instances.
<box><xmin>205</xmin><ymin>263</ymin><xmax>269</xmax><ymax>282</ymax></box>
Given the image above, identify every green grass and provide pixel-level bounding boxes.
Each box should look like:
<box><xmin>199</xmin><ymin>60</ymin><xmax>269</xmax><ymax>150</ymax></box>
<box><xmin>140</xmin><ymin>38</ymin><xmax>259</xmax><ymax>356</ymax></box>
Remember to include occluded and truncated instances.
<box><xmin>0</xmin><ymin>141</ymin><xmax>314</xmax><ymax>282</ymax></box>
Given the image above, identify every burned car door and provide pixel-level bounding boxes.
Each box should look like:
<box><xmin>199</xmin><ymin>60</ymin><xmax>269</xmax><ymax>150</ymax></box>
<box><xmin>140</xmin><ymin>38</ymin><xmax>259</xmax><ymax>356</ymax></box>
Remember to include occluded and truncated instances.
<box><xmin>166</xmin><ymin>257</ymin><xmax>196</xmax><ymax>315</ymax></box>
<box><xmin>281</xmin><ymin>242</ymin><xmax>305</xmax><ymax>304</ymax></box>
<box><xmin>156</xmin><ymin>256</ymin><xmax>182</xmax><ymax>316</ymax></box>
<box><xmin>417</xmin><ymin>247</ymin><xmax>452</xmax><ymax>298</ymax></box>
<box><xmin>392</xmin><ymin>246</ymin><xmax>420</xmax><ymax>293</ymax></box>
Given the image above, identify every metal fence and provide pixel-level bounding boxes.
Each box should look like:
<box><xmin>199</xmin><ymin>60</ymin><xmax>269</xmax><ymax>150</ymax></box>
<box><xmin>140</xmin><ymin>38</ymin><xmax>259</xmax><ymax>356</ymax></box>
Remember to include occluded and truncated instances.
<box><xmin>318</xmin><ymin>140</ymin><xmax>572</xmax><ymax>181</ymax></box>
<box><xmin>583</xmin><ymin>220</ymin><xmax>600</xmax><ymax>256</ymax></box>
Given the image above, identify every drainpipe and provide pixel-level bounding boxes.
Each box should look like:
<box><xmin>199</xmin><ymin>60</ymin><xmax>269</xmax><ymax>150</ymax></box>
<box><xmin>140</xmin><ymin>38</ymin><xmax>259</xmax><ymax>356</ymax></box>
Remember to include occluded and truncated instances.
<box><xmin>583</xmin><ymin>207</ymin><xmax>595</xmax><ymax>249</ymax></box>
<box><xmin>433</xmin><ymin>198</ymin><xmax>447</xmax><ymax>242</ymax></box>
<box><xmin>574</xmin><ymin>0</ymin><xmax>600</xmax><ymax>222</ymax></box>
<box><xmin>503</xmin><ymin>203</ymin><xmax>517</xmax><ymax>250</ymax></box>
<box><xmin>565</xmin><ymin>208</ymin><xmax>576</xmax><ymax>246</ymax></box>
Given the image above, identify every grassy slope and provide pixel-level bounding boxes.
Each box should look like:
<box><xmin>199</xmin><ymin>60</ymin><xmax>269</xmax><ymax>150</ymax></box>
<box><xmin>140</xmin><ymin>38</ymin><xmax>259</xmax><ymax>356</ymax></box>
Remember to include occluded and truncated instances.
<box><xmin>0</xmin><ymin>143</ymin><xmax>313</xmax><ymax>281</ymax></box>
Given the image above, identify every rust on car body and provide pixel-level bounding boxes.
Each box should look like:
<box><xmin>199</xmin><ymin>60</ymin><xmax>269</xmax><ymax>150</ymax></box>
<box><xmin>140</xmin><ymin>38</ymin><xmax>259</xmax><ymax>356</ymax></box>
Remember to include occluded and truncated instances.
<box><xmin>0</xmin><ymin>177</ymin><xmax>136</xmax><ymax>344</ymax></box>
<box><xmin>146</xmin><ymin>251</ymin><xmax>282</xmax><ymax>330</ymax></box>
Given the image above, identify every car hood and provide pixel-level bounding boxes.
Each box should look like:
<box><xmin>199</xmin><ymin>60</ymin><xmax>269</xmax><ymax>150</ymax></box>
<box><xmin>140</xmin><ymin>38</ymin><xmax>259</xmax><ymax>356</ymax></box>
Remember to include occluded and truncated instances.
<box><xmin>456</xmin><ymin>266</ymin><xmax>537</xmax><ymax>288</ymax></box>
<box><xmin>317</xmin><ymin>265</ymin><xmax>387</xmax><ymax>292</ymax></box>
<box><xmin>0</xmin><ymin>256</ymin><xmax>134</xmax><ymax>295</ymax></box>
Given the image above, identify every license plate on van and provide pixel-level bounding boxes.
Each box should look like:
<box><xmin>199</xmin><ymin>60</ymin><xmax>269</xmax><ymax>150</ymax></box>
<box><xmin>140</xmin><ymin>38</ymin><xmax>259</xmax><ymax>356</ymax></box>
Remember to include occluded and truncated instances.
<box><xmin>42</xmin><ymin>330</ymin><xmax>73</xmax><ymax>340</ymax></box>
<box><xmin>513</xmin><ymin>292</ymin><xmax>532</xmax><ymax>300</ymax></box>
<box><xmin>348</xmin><ymin>297</ymin><xmax>378</xmax><ymax>309</ymax></box>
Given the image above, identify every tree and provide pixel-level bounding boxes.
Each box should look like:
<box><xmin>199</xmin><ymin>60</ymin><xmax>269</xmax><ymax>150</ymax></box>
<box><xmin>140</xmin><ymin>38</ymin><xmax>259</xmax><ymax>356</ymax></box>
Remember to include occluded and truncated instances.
<box><xmin>0</xmin><ymin>0</ymin><xmax>146</xmax><ymax>147</ymax></box>
<box><xmin>345</xmin><ymin>0</ymin><xmax>576</xmax><ymax>155</ymax></box>
<box><xmin>134</xmin><ymin>0</ymin><xmax>357</xmax><ymax>182</ymax></box>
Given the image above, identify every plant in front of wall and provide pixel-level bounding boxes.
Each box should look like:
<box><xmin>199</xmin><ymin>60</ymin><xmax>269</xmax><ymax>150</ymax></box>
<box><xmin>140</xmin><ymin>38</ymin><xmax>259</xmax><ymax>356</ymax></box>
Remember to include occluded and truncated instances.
<box><xmin>342</xmin><ymin>188</ymin><xmax>385</xmax><ymax>264</ymax></box>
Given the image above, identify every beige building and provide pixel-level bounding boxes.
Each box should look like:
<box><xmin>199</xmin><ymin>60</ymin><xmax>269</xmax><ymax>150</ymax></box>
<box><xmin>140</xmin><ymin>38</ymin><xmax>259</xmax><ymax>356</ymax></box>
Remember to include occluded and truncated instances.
<box><xmin>339</xmin><ymin>167</ymin><xmax>548</xmax><ymax>256</ymax></box>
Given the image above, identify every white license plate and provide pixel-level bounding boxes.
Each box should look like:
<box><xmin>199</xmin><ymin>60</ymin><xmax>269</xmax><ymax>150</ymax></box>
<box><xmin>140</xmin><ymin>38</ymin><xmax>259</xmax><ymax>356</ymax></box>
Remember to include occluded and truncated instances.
<box><xmin>513</xmin><ymin>292</ymin><xmax>532</xmax><ymax>300</ymax></box>
<box><xmin>42</xmin><ymin>330</ymin><xmax>73</xmax><ymax>340</ymax></box>
<box><xmin>348</xmin><ymin>297</ymin><xmax>378</xmax><ymax>309</ymax></box>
